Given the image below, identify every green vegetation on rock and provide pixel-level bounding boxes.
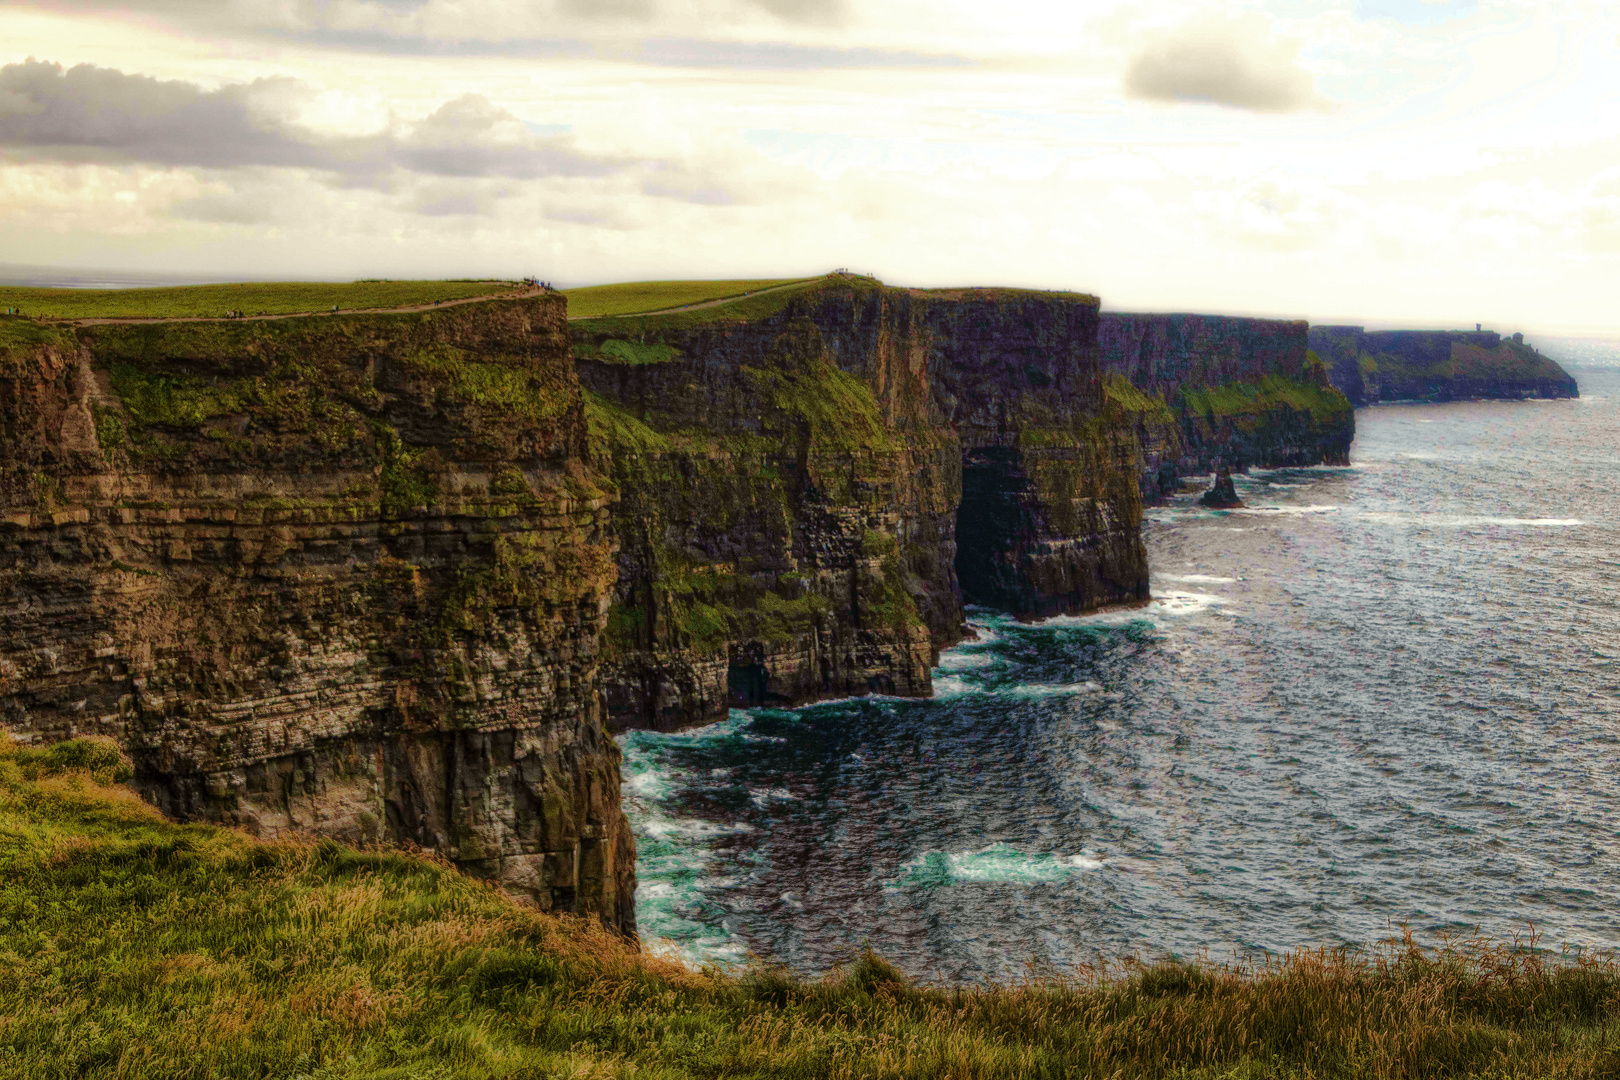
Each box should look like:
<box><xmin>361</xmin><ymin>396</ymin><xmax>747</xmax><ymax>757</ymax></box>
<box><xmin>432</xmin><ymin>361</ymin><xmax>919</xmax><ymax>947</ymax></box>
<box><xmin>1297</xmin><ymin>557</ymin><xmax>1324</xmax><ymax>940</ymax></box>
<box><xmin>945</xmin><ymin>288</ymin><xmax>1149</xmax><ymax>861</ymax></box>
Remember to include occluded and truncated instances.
<box><xmin>748</xmin><ymin>358</ymin><xmax>900</xmax><ymax>456</ymax></box>
<box><xmin>590</xmin><ymin>339</ymin><xmax>682</xmax><ymax>365</ymax></box>
<box><xmin>401</xmin><ymin>345</ymin><xmax>575</xmax><ymax>425</ymax></box>
<box><xmin>6</xmin><ymin>732</ymin><xmax>1619</xmax><ymax>1080</ymax></box>
<box><xmin>1102</xmin><ymin>374</ymin><xmax>1176</xmax><ymax>424</ymax></box>
<box><xmin>0</xmin><ymin>280</ymin><xmax>514</xmax><ymax>320</ymax></box>
<box><xmin>106</xmin><ymin>363</ymin><xmax>246</xmax><ymax>430</ymax></box>
<box><xmin>1179</xmin><ymin>374</ymin><xmax>1352</xmax><ymax>425</ymax></box>
<box><xmin>582</xmin><ymin>391</ymin><xmax>673</xmax><ymax>457</ymax></box>
<box><xmin>0</xmin><ymin>317</ymin><xmax>74</xmax><ymax>364</ymax></box>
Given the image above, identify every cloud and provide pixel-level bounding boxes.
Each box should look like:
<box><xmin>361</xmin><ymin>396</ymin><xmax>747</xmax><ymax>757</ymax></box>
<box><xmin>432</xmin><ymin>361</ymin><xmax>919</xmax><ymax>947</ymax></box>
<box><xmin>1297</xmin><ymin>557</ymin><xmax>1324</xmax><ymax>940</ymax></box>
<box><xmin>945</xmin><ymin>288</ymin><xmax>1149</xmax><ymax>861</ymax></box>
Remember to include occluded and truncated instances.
<box><xmin>0</xmin><ymin>60</ymin><xmax>620</xmax><ymax>182</ymax></box>
<box><xmin>19</xmin><ymin>0</ymin><xmax>851</xmax><ymax>40</ymax></box>
<box><xmin>1124</xmin><ymin>16</ymin><xmax>1319</xmax><ymax>112</ymax></box>
<box><xmin>741</xmin><ymin>0</ymin><xmax>846</xmax><ymax>26</ymax></box>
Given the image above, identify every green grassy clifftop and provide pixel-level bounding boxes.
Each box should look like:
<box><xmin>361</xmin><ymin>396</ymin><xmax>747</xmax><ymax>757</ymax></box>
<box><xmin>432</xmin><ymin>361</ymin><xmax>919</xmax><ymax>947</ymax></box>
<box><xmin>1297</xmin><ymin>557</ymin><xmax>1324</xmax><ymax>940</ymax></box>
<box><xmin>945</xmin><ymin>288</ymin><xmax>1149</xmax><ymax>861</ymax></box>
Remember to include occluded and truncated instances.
<box><xmin>1310</xmin><ymin>327</ymin><xmax>1580</xmax><ymax>405</ymax></box>
<box><xmin>6</xmin><ymin>734</ymin><xmax>1618</xmax><ymax>1080</ymax></box>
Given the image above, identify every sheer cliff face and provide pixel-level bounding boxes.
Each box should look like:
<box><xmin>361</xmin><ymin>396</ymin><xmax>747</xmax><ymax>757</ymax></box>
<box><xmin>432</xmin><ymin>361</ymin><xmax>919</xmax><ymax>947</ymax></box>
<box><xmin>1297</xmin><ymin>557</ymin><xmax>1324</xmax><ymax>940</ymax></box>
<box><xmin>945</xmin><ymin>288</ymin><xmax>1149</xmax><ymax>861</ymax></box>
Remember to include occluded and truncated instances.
<box><xmin>0</xmin><ymin>301</ymin><xmax>636</xmax><ymax>932</ymax></box>
<box><xmin>1099</xmin><ymin>313</ymin><xmax>1355</xmax><ymax>500</ymax></box>
<box><xmin>1310</xmin><ymin>326</ymin><xmax>1580</xmax><ymax>405</ymax></box>
<box><xmin>576</xmin><ymin>284</ymin><xmax>1149</xmax><ymax>732</ymax></box>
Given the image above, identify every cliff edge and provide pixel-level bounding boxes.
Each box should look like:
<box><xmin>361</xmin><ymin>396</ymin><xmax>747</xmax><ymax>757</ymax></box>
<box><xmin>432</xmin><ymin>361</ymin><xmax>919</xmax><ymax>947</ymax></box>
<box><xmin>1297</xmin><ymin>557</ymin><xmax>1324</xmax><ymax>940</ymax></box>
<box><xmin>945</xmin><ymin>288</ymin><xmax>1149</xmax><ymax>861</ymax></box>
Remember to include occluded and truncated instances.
<box><xmin>1310</xmin><ymin>326</ymin><xmax>1579</xmax><ymax>405</ymax></box>
<box><xmin>1100</xmin><ymin>313</ymin><xmax>1355</xmax><ymax>501</ymax></box>
<box><xmin>0</xmin><ymin>300</ymin><xmax>637</xmax><ymax>931</ymax></box>
<box><xmin>574</xmin><ymin>279</ymin><xmax>1149</xmax><ymax>732</ymax></box>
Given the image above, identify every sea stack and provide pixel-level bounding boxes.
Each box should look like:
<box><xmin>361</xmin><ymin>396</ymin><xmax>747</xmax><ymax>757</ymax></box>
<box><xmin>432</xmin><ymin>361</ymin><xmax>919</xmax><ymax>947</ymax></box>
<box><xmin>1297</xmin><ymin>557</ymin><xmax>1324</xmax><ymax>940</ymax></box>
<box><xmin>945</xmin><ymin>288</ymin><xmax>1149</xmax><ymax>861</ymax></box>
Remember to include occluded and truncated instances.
<box><xmin>1199</xmin><ymin>466</ymin><xmax>1244</xmax><ymax>508</ymax></box>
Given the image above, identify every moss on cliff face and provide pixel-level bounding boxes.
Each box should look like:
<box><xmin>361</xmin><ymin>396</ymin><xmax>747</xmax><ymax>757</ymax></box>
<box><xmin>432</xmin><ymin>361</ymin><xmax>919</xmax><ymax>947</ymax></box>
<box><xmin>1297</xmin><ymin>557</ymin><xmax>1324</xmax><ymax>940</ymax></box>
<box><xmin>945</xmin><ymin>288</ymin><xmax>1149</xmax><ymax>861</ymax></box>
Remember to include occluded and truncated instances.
<box><xmin>0</xmin><ymin>295</ymin><xmax>636</xmax><ymax>933</ymax></box>
<box><xmin>576</xmin><ymin>281</ymin><xmax>1151</xmax><ymax>728</ymax></box>
<box><xmin>1098</xmin><ymin>313</ymin><xmax>1356</xmax><ymax>498</ymax></box>
<box><xmin>1178</xmin><ymin>373</ymin><xmax>1352</xmax><ymax>427</ymax></box>
<box><xmin>1311</xmin><ymin>326</ymin><xmax>1579</xmax><ymax>405</ymax></box>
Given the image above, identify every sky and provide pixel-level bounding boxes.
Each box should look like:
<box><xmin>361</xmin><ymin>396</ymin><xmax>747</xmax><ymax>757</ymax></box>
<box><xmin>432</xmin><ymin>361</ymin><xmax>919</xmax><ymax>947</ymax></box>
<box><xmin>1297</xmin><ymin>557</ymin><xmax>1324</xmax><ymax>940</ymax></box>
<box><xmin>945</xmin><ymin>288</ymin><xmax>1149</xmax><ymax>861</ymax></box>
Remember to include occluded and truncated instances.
<box><xmin>3</xmin><ymin>0</ymin><xmax>1619</xmax><ymax>333</ymax></box>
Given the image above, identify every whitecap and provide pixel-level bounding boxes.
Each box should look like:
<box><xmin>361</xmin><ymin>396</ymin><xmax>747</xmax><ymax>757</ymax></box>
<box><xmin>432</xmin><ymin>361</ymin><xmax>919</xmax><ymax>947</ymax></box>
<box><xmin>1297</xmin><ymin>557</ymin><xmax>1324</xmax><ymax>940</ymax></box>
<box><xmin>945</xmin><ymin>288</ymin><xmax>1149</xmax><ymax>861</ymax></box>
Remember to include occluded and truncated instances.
<box><xmin>750</xmin><ymin>786</ymin><xmax>796</xmax><ymax>806</ymax></box>
<box><xmin>891</xmin><ymin>843</ymin><xmax>1104</xmax><ymax>887</ymax></box>
<box><xmin>936</xmin><ymin>649</ymin><xmax>998</xmax><ymax>671</ymax></box>
<box><xmin>1156</xmin><ymin>573</ymin><xmax>1238</xmax><ymax>584</ymax></box>
<box><xmin>641</xmin><ymin>817</ymin><xmax>755</xmax><ymax>841</ymax></box>
<box><xmin>1233</xmin><ymin>504</ymin><xmax>1340</xmax><ymax>516</ymax></box>
<box><xmin>642</xmin><ymin>935</ymin><xmax>749</xmax><ymax>970</ymax></box>
<box><xmin>931</xmin><ymin>674</ymin><xmax>985</xmax><ymax>698</ymax></box>
<box><xmin>623</xmin><ymin>764</ymin><xmax>676</xmax><ymax>801</ymax></box>
<box><xmin>1001</xmin><ymin>681</ymin><xmax>1104</xmax><ymax>699</ymax></box>
<box><xmin>1458</xmin><ymin>518</ymin><xmax>1581</xmax><ymax>527</ymax></box>
<box><xmin>1031</xmin><ymin>589</ymin><xmax>1224</xmax><ymax>629</ymax></box>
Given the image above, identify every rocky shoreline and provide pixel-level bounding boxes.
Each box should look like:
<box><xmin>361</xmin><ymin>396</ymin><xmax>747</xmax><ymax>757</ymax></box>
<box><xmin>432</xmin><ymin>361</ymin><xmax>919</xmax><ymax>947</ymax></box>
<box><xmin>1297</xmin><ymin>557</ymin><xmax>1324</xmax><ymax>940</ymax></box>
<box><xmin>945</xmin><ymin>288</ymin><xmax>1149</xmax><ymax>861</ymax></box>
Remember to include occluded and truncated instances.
<box><xmin>0</xmin><ymin>276</ymin><xmax>1358</xmax><ymax>928</ymax></box>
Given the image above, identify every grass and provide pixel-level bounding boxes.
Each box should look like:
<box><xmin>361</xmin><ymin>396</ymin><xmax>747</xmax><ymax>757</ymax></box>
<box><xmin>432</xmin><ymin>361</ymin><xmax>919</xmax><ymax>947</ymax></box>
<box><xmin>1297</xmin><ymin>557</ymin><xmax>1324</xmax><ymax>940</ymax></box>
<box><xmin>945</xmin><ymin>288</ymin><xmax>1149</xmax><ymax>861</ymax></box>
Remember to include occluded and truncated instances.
<box><xmin>571</xmin><ymin>277</ymin><xmax>857</xmax><ymax>336</ymax></box>
<box><xmin>0</xmin><ymin>280</ymin><xmax>515</xmax><ymax>320</ymax></box>
<box><xmin>1103</xmin><ymin>374</ymin><xmax>1177</xmax><ymax>424</ymax></box>
<box><xmin>0</xmin><ymin>316</ymin><xmax>75</xmax><ymax>365</ymax></box>
<box><xmin>1179</xmin><ymin>374</ymin><xmax>1353</xmax><ymax>425</ymax></box>
<box><xmin>6</xmin><ymin>732</ymin><xmax>1620</xmax><ymax>1079</ymax></box>
<box><xmin>561</xmin><ymin>278</ymin><xmax>816</xmax><ymax>320</ymax></box>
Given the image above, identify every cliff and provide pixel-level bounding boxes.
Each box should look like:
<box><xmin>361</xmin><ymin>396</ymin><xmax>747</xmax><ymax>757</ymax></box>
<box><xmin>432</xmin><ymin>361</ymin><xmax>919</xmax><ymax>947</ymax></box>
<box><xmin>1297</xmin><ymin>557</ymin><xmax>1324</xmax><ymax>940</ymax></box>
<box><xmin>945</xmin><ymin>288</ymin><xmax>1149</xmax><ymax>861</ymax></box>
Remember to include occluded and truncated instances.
<box><xmin>1</xmin><ymin>278</ymin><xmax>1368</xmax><ymax>928</ymax></box>
<box><xmin>0</xmin><ymin>301</ymin><xmax>637</xmax><ymax>932</ymax></box>
<box><xmin>1310</xmin><ymin>326</ymin><xmax>1580</xmax><ymax>405</ymax></box>
<box><xmin>1099</xmin><ymin>313</ymin><xmax>1355</xmax><ymax>500</ymax></box>
<box><xmin>573</xmin><ymin>280</ymin><xmax>1149</xmax><ymax>732</ymax></box>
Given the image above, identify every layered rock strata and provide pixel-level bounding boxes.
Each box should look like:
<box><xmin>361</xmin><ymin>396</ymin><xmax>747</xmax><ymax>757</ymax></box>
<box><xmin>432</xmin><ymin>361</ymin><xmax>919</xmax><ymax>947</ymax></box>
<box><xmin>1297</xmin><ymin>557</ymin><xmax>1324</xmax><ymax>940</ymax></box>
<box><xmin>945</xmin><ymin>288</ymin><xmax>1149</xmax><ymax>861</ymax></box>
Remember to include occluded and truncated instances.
<box><xmin>0</xmin><ymin>300</ymin><xmax>636</xmax><ymax>932</ymax></box>
<box><xmin>1310</xmin><ymin>326</ymin><xmax>1580</xmax><ymax>405</ymax></box>
<box><xmin>1099</xmin><ymin>313</ymin><xmax>1355</xmax><ymax>501</ymax></box>
<box><xmin>574</xmin><ymin>282</ymin><xmax>1150</xmax><ymax>731</ymax></box>
<box><xmin>2</xmin><ymin>278</ymin><xmax>1371</xmax><ymax>932</ymax></box>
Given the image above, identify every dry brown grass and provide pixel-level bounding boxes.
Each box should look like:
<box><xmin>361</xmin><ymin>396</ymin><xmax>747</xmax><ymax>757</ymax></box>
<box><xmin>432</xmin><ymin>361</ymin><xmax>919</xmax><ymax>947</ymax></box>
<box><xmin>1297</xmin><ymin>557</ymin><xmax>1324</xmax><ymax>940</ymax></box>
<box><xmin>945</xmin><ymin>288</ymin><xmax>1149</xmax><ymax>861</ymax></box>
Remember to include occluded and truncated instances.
<box><xmin>3</xmin><ymin>734</ymin><xmax>1618</xmax><ymax>1079</ymax></box>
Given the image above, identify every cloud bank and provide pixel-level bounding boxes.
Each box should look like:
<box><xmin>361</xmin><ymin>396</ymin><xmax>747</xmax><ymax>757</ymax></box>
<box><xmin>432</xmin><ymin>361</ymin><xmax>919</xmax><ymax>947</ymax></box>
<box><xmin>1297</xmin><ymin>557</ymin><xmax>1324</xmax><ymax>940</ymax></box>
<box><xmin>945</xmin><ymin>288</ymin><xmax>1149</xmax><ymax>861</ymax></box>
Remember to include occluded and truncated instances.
<box><xmin>1124</xmin><ymin>17</ymin><xmax>1318</xmax><ymax>112</ymax></box>
<box><xmin>0</xmin><ymin>60</ymin><xmax>621</xmax><ymax>181</ymax></box>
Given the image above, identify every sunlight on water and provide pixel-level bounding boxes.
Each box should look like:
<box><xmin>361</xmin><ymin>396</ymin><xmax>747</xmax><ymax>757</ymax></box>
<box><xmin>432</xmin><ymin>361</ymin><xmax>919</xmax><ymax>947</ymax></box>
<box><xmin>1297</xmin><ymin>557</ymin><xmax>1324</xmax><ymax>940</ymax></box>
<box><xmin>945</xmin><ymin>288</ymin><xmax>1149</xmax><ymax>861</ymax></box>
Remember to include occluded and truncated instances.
<box><xmin>619</xmin><ymin>366</ymin><xmax>1620</xmax><ymax>982</ymax></box>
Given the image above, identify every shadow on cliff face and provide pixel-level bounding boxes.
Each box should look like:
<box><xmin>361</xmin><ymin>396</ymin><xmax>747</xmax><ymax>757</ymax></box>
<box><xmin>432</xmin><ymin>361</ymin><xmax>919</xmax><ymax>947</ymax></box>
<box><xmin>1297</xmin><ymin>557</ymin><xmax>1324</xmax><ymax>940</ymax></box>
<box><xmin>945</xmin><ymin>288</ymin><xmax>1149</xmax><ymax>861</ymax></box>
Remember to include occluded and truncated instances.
<box><xmin>954</xmin><ymin>447</ymin><xmax>1149</xmax><ymax>620</ymax></box>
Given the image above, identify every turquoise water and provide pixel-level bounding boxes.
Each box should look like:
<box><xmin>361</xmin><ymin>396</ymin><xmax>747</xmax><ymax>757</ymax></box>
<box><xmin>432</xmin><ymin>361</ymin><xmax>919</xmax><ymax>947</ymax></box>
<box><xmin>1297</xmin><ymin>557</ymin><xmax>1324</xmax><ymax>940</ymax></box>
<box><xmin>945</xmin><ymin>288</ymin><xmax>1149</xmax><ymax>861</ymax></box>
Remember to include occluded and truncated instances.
<box><xmin>619</xmin><ymin>361</ymin><xmax>1620</xmax><ymax>983</ymax></box>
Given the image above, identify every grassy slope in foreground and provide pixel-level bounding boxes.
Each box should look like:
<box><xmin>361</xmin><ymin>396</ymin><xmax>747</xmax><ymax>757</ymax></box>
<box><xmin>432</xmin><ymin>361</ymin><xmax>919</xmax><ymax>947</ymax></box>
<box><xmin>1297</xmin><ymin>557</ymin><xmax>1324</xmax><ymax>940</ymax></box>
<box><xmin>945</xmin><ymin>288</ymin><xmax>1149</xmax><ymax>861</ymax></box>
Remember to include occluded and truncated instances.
<box><xmin>5</xmin><ymin>734</ymin><xmax>1620</xmax><ymax>1080</ymax></box>
<box><xmin>0</xmin><ymin>280</ymin><xmax>514</xmax><ymax>319</ymax></box>
<box><xmin>561</xmin><ymin>278</ymin><xmax>817</xmax><ymax>320</ymax></box>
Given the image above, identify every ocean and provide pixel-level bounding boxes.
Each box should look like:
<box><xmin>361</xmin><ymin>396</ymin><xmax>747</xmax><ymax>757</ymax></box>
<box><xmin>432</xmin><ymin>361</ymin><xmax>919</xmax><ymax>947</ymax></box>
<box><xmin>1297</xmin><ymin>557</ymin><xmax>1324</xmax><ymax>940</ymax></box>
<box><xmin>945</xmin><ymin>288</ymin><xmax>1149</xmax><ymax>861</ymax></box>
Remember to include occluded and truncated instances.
<box><xmin>618</xmin><ymin>354</ymin><xmax>1620</xmax><ymax>984</ymax></box>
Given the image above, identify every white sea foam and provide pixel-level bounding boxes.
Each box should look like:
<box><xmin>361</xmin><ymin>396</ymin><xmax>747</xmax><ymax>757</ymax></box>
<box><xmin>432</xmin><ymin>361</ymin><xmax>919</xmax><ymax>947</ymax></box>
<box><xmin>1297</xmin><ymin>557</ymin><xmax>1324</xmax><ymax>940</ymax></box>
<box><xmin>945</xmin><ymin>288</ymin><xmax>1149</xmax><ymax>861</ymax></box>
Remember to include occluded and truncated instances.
<box><xmin>1001</xmin><ymin>681</ymin><xmax>1104</xmax><ymax>699</ymax></box>
<box><xmin>623</xmin><ymin>763</ymin><xmax>676</xmax><ymax>801</ymax></box>
<box><xmin>750</xmin><ymin>786</ymin><xmax>796</xmax><ymax>807</ymax></box>
<box><xmin>1151</xmin><ymin>590</ymin><xmax>1227</xmax><ymax>616</ymax></box>
<box><xmin>1027</xmin><ymin>589</ymin><xmax>1224</xmax><ymax>631</ymax></box>
<box><xmin>1233</xmin><ymin>504</ymin><xmax>1341</xmax><ymax>516</ymax></box>
<box><xmin>931</xmin><ymin>674</ymin><xmax>984</xmax><ymax>699</ymax></box>
<box><xmin>643</xmin><ymin>935</ymin><xmax>750</xmax><ymax>970</ymax></box>
<box><xmin>1457</xmin><ymin>516</ymin><xmax>1583</xmax><ymax>527</ymax></box>
<box><xmin>936</xmin><ymin>649</ymin><xmax>998</xmax><ymax>670</ymax></box>
<box><xmin>1156</xmin><ymin>573</ymin><xmax>1238</xmax><ymax>584</ymax></box>
<box><xmin>1362</xmin><ymin>511</ymin><xmax>1583</xmax><ymax>528</ymax></box>
<box><xmin>893</xmin><ymin>843</ymin><xmax>1104</xmax><ymax>886</ymax></box>
<box><xmin>641</xmin><ymin>817</ymin><xmax>755</xmax><ymax>841</ymax></box>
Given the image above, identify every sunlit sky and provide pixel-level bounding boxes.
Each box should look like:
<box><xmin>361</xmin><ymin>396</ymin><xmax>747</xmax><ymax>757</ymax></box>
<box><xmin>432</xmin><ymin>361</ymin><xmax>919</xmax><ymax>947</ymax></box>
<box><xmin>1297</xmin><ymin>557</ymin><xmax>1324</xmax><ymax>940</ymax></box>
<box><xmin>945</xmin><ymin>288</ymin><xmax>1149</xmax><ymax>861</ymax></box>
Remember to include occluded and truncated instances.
<box><xmin>4</xmin><ymin>0</ymin><xmax>1618</xmax><ymax>333</ymax></box>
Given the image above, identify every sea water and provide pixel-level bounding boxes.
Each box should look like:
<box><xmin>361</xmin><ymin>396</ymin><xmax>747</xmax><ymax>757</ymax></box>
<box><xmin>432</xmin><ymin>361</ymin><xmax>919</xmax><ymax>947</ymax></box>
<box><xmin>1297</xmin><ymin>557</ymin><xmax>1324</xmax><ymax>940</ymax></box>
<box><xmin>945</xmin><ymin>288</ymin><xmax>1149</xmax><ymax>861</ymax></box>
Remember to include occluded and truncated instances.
<box><xmin>619</xmin><ymin>354</ymin><xmax>1620</xmax><ymax>984</ymax></box>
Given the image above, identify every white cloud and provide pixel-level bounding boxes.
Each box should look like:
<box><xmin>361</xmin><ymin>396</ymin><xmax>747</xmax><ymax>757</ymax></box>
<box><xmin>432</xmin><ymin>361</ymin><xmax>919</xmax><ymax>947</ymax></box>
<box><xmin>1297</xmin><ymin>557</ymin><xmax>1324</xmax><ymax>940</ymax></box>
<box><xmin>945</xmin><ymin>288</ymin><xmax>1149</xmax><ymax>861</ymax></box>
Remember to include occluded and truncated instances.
<box><xmin>1123</xmin><ymin>14</ymin><xmax>1320</xmax><ymax>112</ymax></box>
<box><xmin>0</xmin><ymin>0</ymin><xmax>1618</xmax><ymax>335</ymax></box>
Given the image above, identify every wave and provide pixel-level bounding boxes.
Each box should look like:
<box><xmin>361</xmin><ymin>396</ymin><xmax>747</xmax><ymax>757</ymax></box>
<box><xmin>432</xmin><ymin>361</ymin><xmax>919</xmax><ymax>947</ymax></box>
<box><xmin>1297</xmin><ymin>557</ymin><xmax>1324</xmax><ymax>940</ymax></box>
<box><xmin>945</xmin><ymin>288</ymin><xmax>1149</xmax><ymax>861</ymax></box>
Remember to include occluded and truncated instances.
<box><xmin>1360</xmin><ymin>511</ymin><xmax>1583</xmax><ymax>528</ymax></box>
<box><xmin>1031</xmin><ymin>589</ymin><xmax>1226</xmax><ymax>629</ymax></box>
<box><xmin>999</xmin><ymin>681</ymin><xmax>1105</xmax><ymax>699</ymax></box>
<box><xmin>1156</xmin><ymin>573</ymin><xmax>1237</xmax><ymax>584</ymax></box>
<box><xmin>1233</xmin><ymin>504</ymin><xmax>1341</xmax><ymax>516</ymax></box>
<box><xmin>891</xmin><ymin>843</ymin><xmax>1104</xmax><ymax>887</ymax></box>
